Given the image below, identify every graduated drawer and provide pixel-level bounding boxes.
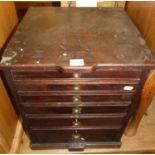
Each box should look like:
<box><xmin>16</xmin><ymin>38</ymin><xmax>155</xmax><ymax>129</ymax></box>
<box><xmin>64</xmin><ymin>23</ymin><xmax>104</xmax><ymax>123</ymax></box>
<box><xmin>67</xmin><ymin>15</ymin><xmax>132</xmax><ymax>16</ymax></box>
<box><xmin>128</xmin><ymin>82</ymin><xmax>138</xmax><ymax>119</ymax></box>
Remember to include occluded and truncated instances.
<box><xmin>21</xmin><ymin>103</ymin><xmax>130</xmax><ymax>114</ymax></box>
<box><xmin>11</xmin><ymin>69</ymin><xmax>142</xmax><ymax>80</ymax></box>
<box><xmin>30</xmin><ymin>128</ymin><xmax>121</xmax><ymax>143</ymax></box>
<box><xmin>26</xmin><ymin>114</ymin><xmax>126</xmax><ymax>128</ymax></box>
<box><xmin>18</xmin><ymin>93</ymin><xmax>134</xmax><ymax>103</ymax></box>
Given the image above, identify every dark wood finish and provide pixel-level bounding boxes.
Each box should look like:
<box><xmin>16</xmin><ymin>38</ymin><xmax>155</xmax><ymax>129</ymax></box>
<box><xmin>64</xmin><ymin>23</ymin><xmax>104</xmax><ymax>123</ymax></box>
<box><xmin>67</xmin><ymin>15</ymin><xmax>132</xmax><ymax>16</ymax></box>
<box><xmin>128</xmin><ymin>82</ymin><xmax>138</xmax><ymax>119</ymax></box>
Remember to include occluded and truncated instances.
<box><xmin>19</xmin><ymin>93</ymin><xmax>134</xmax><ymax>103</ymax></box>
<box><xmin>15</xmin><ymin>2</ymin><xmax>60</xmax><ymax>22</ymax></box>
<box><xmin>15</xmin><ymin>83</ymin><xmax>138</xmax><ymax>92</ymax></box>
<box><xmin>11</xmin><ymin>69</ymin><xmax>142</xmax><ymax>79</ymax></box>
<box><xmin>0</xmin><ymin>8</ymin><xmax>155</xmax><ymax>151</ymax></box>
<box><xmin>0</xmin><ymin>8</ymin><xmax>155</xmax><ymax>67</ymax></box>
<box><xmin>30</xmin><ymin>129</ymin><xmax>121</xmax><ymax>143</ymax></box>
<box><xmin>21</xmin><ymin>105</ymin><xmax>129</xmax><ymax>114</ymax></box>
<box><xmin>25</xmin><ymin>115</ymin><xmax>126</xmax><ymax>127</ymax></box>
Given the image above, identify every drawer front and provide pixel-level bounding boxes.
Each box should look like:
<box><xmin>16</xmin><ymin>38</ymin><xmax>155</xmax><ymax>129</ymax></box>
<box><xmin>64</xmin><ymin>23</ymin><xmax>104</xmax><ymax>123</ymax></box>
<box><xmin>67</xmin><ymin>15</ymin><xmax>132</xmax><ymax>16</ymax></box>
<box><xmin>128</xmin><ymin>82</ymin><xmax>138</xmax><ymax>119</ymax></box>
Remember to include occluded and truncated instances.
<box><xmin>26</xmin><ymin>115</ymin><xmax>126</xmax><ymax>128</ymax></box>
<box><xmin>9</xmin><ymin>68</ymin><xmax>143</xmax><ymax>148</ymax></box>
<box><xmin>31</xmin><ymin>129</ymin><xmax>121</xmax><ymax>143</ymax></box>
<box><xmin>19</xmin><ymin>94</ymin><xmax>134</xmax><ymax>103</ymax></box>
<box><xmin>21</xmin><ymin>105</ymin><xmax>129</xmax><ymax>114</ymax></box>
<box><xmin>15</xmin><ymin>83</ymin><xmax>138</xmax><ymax>92</ymax></box>
<box><xmin>12</xmin><ymin>69</ymin><xmax>142</xmax><ymax>80</ymax></box>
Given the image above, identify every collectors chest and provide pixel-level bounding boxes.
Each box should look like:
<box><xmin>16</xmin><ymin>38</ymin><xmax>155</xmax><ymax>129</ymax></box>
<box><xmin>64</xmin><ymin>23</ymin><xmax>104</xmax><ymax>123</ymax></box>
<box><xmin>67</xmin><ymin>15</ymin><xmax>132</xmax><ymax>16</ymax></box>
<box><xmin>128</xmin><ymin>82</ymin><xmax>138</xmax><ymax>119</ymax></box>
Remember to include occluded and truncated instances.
<box><xmin>1</xmin><ymin>7</ymin><xmax>155</xmax><ymax>150</ymax></box>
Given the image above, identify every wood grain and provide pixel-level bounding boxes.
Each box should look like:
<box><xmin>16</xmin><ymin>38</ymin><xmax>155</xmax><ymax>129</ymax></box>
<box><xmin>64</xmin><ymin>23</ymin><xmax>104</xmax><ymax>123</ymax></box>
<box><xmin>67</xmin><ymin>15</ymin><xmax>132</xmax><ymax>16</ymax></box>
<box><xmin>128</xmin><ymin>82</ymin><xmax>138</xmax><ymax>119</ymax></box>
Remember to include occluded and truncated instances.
<box><xmin>61</xmin><ymin>1</ymin><xmax>76</xmax><ymax>7</ymax></box>
<box><xmin>0</xmin><ymin>78</ymin><xmax>18</xmax><ymax>153</ymax></box>
<box><xmin>98</xmin><ymin>1</ymin><xmax>126</xmax><ymax>8</ymax></box>
<box><xmin>0</xmin><ymin>2</ymin><xmax>18</xmax><ymax>153</ymax></box>
<box><xmin>0</xmin><ymin>132</ymin><xmax>9</xmax><ymax>153</ymax></box>
<box><xmin>0</xmin><ymin>2</ymin><xmax>18</xmax><ymax>49</ymax></box>
<box><xmin>125</xmin><ymin>70</ymin><xmax>155</xmax><ymax>136</ymax></box>
<box><xmin>126</xmin><ymin>2</ymin><xmax>155</xmax><ymax>55</ymax></box>
<box><xmin>9</xmin><ymin>120</ymin><xmax>23</xmax><ymax>154</ymax></box>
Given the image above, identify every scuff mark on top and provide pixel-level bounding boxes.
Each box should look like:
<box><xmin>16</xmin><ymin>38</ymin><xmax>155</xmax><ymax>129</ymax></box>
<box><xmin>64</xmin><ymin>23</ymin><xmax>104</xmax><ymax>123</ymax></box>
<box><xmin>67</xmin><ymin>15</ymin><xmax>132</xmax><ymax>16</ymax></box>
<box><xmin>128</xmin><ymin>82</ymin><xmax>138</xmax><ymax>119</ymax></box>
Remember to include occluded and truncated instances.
<box><xmin>0</xmin><ymin>51</ymin><xmax>17</xmax><ymax>64</ymax></box>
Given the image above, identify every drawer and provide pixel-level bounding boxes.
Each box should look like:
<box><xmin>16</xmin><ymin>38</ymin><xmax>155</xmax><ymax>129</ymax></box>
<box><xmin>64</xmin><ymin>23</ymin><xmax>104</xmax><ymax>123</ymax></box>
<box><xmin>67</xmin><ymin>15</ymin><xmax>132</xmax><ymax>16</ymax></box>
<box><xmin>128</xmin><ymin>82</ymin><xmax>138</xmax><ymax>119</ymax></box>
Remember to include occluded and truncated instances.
<box><xmin>15</xmin><ymin>82</ymin><xmax>138</xmax><ymax>92</ymax></box>
<box><xmin>31</xmin><ymin>128</ymin><xmax>121</xmax><ymax>143</ymax></box>
<box><xmin>12</xmin><ymin>69</ymin><xmax>142</xmax><ymax>80</ymax></box>
<box><xmin>19</xmin><ymin>93</ymin><xmax>134</xmax><ymax>103</ymax></box>
<box><xmin>26</xmin><ymin>115</ymin><xmax>126</xmax><ymax>128</ymax></box>
<box><xmin>21</xmin><ymin>104</ymin><xmax>130</xmax><ymax>114</ymax></box>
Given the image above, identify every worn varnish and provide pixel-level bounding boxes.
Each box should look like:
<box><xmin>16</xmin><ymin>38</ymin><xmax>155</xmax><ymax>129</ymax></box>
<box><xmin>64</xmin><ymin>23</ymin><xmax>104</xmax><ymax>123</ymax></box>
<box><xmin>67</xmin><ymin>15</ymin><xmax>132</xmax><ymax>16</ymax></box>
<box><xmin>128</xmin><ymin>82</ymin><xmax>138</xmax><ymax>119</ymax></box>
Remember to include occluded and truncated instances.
<box><xmin>0</xmin><ymin>7</ymin><xmax>155</xmax><ymax>151</ymax></box>
<box><xmin>0</xmin><ymin>7</ymin><xmax>155</xmax><ymax>67</ymax></box>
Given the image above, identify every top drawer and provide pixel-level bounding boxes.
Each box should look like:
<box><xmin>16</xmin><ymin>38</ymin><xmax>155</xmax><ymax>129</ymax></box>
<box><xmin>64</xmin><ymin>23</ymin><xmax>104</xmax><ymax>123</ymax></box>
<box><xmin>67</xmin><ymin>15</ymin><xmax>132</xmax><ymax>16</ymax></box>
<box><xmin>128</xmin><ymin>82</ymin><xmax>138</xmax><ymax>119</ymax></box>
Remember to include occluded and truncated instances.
<box><xmin>11</xmin><ymin>69</ymin><xmax>142</xmax><ymax>80</ymax></box>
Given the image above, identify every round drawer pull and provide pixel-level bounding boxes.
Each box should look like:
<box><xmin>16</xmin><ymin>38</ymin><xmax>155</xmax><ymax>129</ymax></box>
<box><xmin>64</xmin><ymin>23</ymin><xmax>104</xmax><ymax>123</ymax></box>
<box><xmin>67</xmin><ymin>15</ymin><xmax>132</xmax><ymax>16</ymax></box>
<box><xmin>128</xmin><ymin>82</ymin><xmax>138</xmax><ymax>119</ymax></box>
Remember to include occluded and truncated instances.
<box><xmin>73</xmin><ymin>95</ymin><xmax>81</xmax><ymax>102</ymax></box>
<box><xmin>72</xmin><ymin>133</ymin><xmax>81</xmax><ymax>140</ymax></box>
<box><xmin>74</xmin><ymin>85</ymin><xmax>80</xmax><ymax>91</ymax></box>
<box><xmin>73</xmin><ymin>73</ymin><xmax>80</xmax><ymax>78</ymax></box>
<box><xmin>72</xmin><ymin>107</ymin><xmax>81</xmax><ymax>114</ymax></box>
<box><xmin>72</xmin><ymin>119</ymin><xmax>80</xmax><ymax>127</ymax></box>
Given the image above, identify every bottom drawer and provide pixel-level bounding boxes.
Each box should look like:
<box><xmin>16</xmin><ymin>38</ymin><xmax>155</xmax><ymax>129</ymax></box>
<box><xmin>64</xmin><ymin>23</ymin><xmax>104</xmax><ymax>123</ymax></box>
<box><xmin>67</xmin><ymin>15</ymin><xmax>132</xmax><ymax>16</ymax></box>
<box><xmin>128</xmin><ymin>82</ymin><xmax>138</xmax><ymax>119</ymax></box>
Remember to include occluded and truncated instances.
<box><xmin>30</xmin><ymin>128</ymin><xmax>122</xmax><ymax>143</ymax></box>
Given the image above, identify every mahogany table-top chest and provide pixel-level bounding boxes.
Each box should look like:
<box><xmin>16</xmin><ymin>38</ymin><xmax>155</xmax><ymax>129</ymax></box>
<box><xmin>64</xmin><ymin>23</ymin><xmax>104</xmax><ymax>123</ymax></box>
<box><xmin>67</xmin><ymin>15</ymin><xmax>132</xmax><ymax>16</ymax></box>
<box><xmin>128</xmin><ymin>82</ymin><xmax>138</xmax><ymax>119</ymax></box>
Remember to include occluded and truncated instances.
<box><xmin>1</xmin><ymin>7</ymin><xmax>155</xmax><ymax>150</ymax></box>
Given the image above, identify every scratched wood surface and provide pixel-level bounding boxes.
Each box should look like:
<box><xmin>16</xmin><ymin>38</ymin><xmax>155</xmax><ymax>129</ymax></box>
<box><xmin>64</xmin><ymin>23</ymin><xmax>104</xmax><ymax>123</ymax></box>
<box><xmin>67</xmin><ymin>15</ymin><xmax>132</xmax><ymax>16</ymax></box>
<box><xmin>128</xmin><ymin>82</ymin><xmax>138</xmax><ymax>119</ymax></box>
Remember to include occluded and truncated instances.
<box><xmin>1</xmin><ymin>8</ymin><xmax>155</xmax><ymax>68</ymax></box>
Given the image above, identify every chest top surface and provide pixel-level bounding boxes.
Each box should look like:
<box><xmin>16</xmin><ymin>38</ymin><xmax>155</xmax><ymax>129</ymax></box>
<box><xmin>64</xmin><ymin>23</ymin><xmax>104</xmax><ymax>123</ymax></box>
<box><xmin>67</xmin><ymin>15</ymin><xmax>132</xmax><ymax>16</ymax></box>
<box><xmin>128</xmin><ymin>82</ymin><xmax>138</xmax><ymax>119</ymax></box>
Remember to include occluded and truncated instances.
<box><xmin>1</xmin><ymin>7</ymin><xmax>155</xmax><ymax>69</ymax></box>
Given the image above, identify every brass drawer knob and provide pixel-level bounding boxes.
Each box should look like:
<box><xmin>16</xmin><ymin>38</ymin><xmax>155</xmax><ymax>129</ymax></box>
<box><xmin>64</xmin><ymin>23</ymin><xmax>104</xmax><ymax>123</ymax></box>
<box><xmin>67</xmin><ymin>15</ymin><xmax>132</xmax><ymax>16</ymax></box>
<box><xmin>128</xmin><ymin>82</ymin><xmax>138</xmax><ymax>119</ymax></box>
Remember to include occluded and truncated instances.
<box><xmin>72</xmin><ymin>119</ymin><xmax>80</xmax><ymax>127</ymax></box>
<box><xmin>72</xmin><ymin>107</ymin><xmax>81</xmax><ymax>114</ymax></box>
<box><xmin>74</xmin><ymin>85</ymin><xmax>80</xmax><ymax>91</ymax></box>
<box><xmin>73</xmin><ymin>73</ymin><xmax>80</xmax><ymax>78</ymax></box>
<box><xmin>72</xmin><ymin>133</ymin><xmax>81</xmax><ymax>140</ymax></box>
<box><xmin>73</xmin><ymin>95</ymin><xmax>81</xmax><ymax>102</ymax></box>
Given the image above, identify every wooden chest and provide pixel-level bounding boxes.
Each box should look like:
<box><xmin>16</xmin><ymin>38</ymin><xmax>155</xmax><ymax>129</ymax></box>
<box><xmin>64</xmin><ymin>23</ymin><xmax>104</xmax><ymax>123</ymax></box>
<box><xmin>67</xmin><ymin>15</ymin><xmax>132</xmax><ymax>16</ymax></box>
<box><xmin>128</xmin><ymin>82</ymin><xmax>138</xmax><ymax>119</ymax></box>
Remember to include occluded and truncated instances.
<box><xmin>0</xmin><ymin>7</ymin><xmax>155</xmax><ymax>150</ymax></box>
